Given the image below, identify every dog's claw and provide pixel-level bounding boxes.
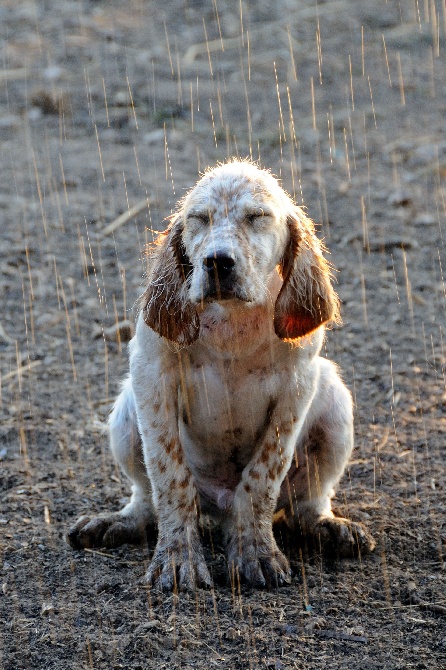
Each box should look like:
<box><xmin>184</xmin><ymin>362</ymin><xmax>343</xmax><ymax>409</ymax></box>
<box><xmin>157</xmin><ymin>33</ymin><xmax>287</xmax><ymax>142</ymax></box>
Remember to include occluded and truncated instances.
<box><xmin>143</xmin><ymin>533</ymin><xmax>212</xmax><ymax>592</ymax></box>
<box><xmin>227</xmin><ymin>534</ymin><xmax>291</xmax><ymax>589</ymax></box>
<box><xmin>67</xmin><ymin>513</ymin><xmax>149</xmax><ymax>549</ymax></box>
<box><xmin>313</xmin><ymin>516</ymin><xmax>376</xmax><ymax>557</ymax></box>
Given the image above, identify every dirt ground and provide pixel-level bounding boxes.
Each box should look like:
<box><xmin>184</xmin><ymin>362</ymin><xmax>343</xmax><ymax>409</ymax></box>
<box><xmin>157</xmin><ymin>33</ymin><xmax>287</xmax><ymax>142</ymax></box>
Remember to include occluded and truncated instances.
<box><xmin>1</xmin><ymin>0</ymin><xmax>445</xmax><ymax>668</ymax></box>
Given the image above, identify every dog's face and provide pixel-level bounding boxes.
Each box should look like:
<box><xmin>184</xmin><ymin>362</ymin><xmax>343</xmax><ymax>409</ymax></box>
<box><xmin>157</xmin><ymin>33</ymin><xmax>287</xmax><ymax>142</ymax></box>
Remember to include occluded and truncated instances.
<box><xmin>142</xmin><ymin>161</ymin><xmax>339</xmax><ymax>346</ymax></box>
<box><xmin>182</xmin><ymin>164</ymin><xmax>289</xmax><ymax>305</ymax></box>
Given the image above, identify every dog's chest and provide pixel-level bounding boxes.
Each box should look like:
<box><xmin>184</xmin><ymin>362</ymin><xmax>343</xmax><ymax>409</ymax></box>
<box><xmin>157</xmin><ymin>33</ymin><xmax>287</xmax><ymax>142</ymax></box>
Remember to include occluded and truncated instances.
<box><xmin>178</xmin><ymin>352</ymin><xmax>283</xmax><ymax>467</ymax></box>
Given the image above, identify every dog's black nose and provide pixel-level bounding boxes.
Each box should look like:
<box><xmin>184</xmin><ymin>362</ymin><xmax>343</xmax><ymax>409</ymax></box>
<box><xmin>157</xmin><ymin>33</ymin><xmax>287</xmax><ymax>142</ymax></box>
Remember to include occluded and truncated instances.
<box><xmin>203</xmin><ymin>252</ymin><xmax>236</xmax><ymax>281</ymax></box>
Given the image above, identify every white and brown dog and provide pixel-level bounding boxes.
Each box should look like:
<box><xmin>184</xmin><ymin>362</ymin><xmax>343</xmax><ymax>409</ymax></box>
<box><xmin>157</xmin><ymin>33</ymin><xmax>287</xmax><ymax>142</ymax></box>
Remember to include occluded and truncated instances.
<box><xmin>69</xmin><ymin>161</ymin><xmax>375</xmax><ymax>590</ymax></box>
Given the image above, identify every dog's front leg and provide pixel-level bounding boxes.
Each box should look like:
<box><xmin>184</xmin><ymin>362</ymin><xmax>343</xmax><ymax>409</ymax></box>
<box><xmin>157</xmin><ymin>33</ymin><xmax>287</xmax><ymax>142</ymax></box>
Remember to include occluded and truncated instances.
<box><xmin>130</xmin><ymin>342</ymin><xmax>211</xmax><ymax>592</ymax></box>
<box><xmin>226</xmin><ymin>391</ymin><xmax>314</xmax><ymax>588</ymax></box>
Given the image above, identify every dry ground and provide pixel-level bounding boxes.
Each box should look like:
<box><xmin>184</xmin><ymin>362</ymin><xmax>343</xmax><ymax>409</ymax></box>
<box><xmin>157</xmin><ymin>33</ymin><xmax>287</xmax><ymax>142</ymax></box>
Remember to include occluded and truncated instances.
<box><xmin>1</xmin><ymin>0</ymin><xmax>445</xmax><ymax>668</ymax></box>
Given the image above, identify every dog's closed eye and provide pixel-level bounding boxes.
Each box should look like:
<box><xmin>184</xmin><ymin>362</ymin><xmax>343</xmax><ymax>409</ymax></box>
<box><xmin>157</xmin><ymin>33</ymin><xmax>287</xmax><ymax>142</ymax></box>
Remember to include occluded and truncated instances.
<box><xmin>186</xmin><ymin>210</ymin><xmax>211</xmax><ymax>225</ymax></box>
<box><xmin>245</xmin><ymin>208</ymin><xmax>271</xmax><ymax>224</ymax></box>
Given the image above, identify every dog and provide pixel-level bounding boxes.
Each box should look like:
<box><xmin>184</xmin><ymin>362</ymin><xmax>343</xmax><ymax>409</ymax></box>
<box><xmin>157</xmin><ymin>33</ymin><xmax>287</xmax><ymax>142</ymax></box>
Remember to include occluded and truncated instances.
<box><xmin>68</xmin><ymin>160</ymin><xmax>375</xmax><ymax>590</ymax></box>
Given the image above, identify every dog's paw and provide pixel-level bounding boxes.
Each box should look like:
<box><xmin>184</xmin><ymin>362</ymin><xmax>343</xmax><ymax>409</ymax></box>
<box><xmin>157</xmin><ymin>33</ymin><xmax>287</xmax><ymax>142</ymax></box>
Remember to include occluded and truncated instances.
<box><xmin>67</xmin><ymin>513</ymin><xmax>149</xmax><ymax>549</ymax></box>
<box><xmin>143</xmin><ymin>532</ymin><xmax>212</xmax><ymax>592</ymax></box>
<box><xmin>227</xmin><ymin>535</ymin><xmax>292</xmax><ymax>589</ymax></box>
<box><xmin>313</xmin><ymin>516</ymin><xmax>376</xmax><ymax>558</ymax></box>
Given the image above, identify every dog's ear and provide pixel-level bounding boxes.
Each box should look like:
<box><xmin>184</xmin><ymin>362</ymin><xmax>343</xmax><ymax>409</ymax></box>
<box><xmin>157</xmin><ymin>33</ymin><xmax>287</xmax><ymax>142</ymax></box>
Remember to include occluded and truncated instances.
<box><xmin>274</xmin><ymin>208</ymin><xmax>340</xmax><ymax>340</ymax></box>
<box><xmin>141</xmin><ymin>216</ymin><xmax>200</xmax><ymax>346</ymax></box>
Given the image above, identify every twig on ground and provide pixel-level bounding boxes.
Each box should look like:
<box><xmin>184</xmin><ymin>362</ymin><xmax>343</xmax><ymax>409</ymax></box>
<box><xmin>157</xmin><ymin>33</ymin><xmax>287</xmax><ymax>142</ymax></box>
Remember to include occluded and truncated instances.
<box><xmin>316</xmin><ymin>630</ymin><xmax>368</xmax><ymax>643</ymax></box>
<box><xmin>418</xmin><ymin>602</ymin><xmax>446</xmax><ymax>616</ymax></box>
<box><xmin>1</xmin><ymin>360</ymin><xmax>41</xmax><ymax>383</ymax></box>
<box><xmin>183</xmin><ymin>1</ymin><xmax>349</xmax><ymax>64</ymax></box>
<box><xmin>100</xmin><ymin>198</ymin><xmax>153</xmax><ymax>238</ymax></box>
<box><xmin>0</xmin><ymin>68</ymin><xmax>28</xmax><ymax>81</ymax></box>
<box><xmin>83</xmin><ymin>548</ymin><xmax>140</xmax><ymax>565</ymax></box>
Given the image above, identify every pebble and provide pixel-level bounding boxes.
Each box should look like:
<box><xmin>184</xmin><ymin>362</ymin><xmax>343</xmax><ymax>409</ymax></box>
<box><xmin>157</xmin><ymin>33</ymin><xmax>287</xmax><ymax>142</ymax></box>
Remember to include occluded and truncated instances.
<box><xmin>387</xmin><ymin>188</ymin><xmax>412</xmax><ymax>207</ymax></box>
<box><xmin>413</xmin><ymin>213</ymin><xmax>436</xmax><ymax>226</ymax></box>
<box><xmin>0</xmin><ymin>114</ymin><xmax>21</xmax><ymax>128</ymax></box>
<box><xmin>304</xmin><ymin>617</ymin><xmax>326</xmax><ymax>631</ymax></box>
<box><xmin>368</xmin><ymin>236</ymin><xmax>417</xmax><ymax>252</ymax></box>
<box><xmin>41</xmin><ymin>602</ymin><xmax>54</xmax><ymax>616</ymax></box>
<box><xmin>134</xmin><ymin>619</ymin><xmax>163</xmax><ymax>634</ymax></box>
<box><xmin>43</xmin><ymin>66</ymin><xmax>62</xmax><ymax>80</ymax></box>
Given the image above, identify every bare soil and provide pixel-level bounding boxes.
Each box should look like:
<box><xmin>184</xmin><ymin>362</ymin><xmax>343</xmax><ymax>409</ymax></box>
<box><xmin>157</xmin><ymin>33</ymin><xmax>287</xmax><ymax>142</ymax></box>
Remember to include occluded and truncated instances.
<box><xmin>1</xmin><ymin>1</ymin><xmax>445</xmax><ymax>668</ymax></box>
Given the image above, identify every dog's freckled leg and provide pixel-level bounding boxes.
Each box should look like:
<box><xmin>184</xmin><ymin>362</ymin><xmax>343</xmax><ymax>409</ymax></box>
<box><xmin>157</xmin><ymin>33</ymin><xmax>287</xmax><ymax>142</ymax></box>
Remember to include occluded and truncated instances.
<box><xmin>225</xmin><ymin>421</ymin><xmax>301</xmax><ymax>588</ymax></box>
<box><xmin>132</xmin><ymin>365</ymin><xmax>211</xmax><ymax>592</ymax></box>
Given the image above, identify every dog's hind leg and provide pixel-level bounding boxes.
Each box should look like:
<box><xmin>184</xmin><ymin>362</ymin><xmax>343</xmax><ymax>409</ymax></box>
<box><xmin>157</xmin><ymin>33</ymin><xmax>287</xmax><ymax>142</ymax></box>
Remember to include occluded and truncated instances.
<box><xmin>68</xmin><ymin>376</ymin><xmax>156</xmax><ymax>549</ymax></box>
<box><xmin>278</xmin><ymin>359</ymin><xmax>375</xmax><ymax>557</ymax></box>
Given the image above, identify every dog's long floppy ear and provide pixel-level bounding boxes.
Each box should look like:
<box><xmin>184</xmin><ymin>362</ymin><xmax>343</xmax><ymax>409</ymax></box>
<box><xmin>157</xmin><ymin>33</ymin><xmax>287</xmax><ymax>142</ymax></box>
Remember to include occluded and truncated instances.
<box><xmin>141</xmin><ymin>216</ymin><xmax>200</xmax><ymax>346</ymax></box>
<box><xmin>274</xmin><ymin>208</ymin><xmax>340</xmax><ymax>340</ymax></box>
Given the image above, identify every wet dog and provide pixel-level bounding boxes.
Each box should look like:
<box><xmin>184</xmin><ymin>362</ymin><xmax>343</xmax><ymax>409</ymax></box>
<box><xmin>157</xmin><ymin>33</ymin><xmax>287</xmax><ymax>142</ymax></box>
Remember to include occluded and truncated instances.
<box><xmin>68</xmin><ymin>161</ymin><xmax>375</xmax><ymax>590</ymax></box>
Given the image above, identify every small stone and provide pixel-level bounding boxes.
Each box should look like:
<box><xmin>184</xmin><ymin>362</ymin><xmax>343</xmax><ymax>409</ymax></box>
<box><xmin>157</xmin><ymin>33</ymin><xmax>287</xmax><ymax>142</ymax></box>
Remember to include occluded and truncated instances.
<box><xmin>0</xmin><ymin>114</ymin><xmax>21</xmax><ymax>129</ymax></box>
<box><xmin>31</xmin><ymin>90</ymin><xmax>60</xmax><ymax>115</ymax></box>
<box><xmin>284</xmin><ymin>624</ymin><xmax>298</xmax><ymax>634</ymax></box>
<box><xmin>338</xmin><ymin>181</ymin><xmax>351</xmax><ymax>195</ymax></box>
<box><xmin>163</xmin><ymin>635</ymin><xmax>177</xmax><ymax>650</ymax></box>
<box><xmin>368</xmin><ymin>236</ymin><xmax>417</xmax><ymax>252</ymax></box>
<box><xmin>304</xmin><ymin>617</ymin><xmax>326</xmax><ymax>631</ymax></box>
<box><xmin>43</xmin><ymin>66</ymin><xmax>62</xmax><ymax>80</ymax></box>
<box><xmin>41</xmin><ymin>602</ymin><xmax>54</xmax><ymax>616</ymax></box>
<box><xmin>134</xmin><ymin>619</ymin><xmax>162</xmax><ymax>634</ymax></box>
<box><xmin>387</xmin><ymin>188</ymin><xmax>412</xmax><ymax>207</ymax></box>
<box><xmin>144</xmin><ymin>129</ymin><xmax>166</xmax><ymax>145</ymax></box>
<box><xmin>113</xmin><ymin>91</ymin><xmax>128</xmax><ymax>106</ymax></box>
<box><xmin>27</xmin><ymin>108</ymin><xmax>42</xmax><ymax>121</ymax></box>
<box><xmin>413</xmin><ymin>213</ymin><xmax>436</xmax><ymax>226</ymax></box>
<box><xmin>225</xmin><ymin>627</ymin><xmax>238</xmax><ymax>640</ymax></box>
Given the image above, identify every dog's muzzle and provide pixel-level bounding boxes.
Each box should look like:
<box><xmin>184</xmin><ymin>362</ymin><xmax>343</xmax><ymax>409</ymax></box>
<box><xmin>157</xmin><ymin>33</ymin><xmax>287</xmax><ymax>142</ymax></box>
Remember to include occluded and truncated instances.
<box><xmin>203</xmin><ymin>251</ymin><xmax>238</xmax><ymax>299</ymax></box>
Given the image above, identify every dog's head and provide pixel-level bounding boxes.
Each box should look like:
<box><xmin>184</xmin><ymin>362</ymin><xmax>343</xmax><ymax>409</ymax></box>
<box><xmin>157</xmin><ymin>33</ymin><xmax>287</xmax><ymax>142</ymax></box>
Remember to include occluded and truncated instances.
<box><xmin>142</xmin><ymin>161</ymin><xmax>339</xmax><ymax>346</ymax></box>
